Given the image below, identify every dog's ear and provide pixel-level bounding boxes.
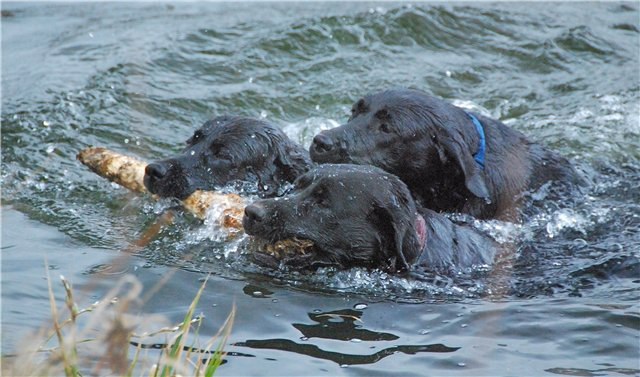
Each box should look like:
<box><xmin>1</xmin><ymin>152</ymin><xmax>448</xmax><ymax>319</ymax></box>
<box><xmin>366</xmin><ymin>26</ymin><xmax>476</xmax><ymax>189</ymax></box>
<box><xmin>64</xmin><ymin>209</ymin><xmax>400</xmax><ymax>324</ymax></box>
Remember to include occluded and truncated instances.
<box><xmin>247</xmin><ymin>128</ymin><xmax>310</xmax><ymax>196</ymax></box>
<box><xmin>251</xmin><ymin>163</ymin><xmax>279</xmax><ymax>197</ymax></box>
<box><xmin>370</xmin><ymin>199</ymin><xmax>421</xmax><ymax>272</ymax></box>
<box><xmin>273</xmin><ymin>140</ymin><xmax>312</xmax><ymax>183</ymax></box>
<box><xmin>438</xmin><ymin>132</ymin><xmax>490</xmax><ymax>200</ymax></box>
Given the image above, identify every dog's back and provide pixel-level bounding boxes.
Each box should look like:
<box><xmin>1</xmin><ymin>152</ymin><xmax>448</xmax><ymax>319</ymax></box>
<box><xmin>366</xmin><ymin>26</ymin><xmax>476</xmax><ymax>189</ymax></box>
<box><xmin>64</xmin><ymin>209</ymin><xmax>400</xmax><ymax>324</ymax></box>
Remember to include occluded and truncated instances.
<box><xmin>415</xmin><ymin>208</ymin><xmax>497</xmax><ymax>272</ymax></box>
<box><xmin>470</xmin><ymin>111</ymin><xmax>583</xmax><ymax>218</ymax></box>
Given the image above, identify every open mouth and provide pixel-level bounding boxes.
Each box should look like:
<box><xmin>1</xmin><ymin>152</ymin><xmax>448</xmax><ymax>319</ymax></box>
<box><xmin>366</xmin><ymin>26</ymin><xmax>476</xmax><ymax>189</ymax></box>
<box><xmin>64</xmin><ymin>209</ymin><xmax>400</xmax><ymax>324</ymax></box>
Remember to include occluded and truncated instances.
<box><xmin>248</xmin><ymin>237</ymin><xmax>317</xmax><ymax>269</ymax></box>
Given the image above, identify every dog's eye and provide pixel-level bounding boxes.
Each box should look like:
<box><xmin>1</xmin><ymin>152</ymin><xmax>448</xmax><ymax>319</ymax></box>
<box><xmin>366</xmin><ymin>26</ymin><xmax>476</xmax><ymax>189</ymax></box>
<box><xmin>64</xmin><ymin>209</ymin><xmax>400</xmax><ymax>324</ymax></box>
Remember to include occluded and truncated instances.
<box><xmin>312</xmin><ymin>187</ymin><xmax>330</xmax><ymax>207</ymax></box>
<box><xmin>380</xmin><ymin>123</ymin><xmax>391</xmax><ymax>133</ymax></box>
<box><xmin>216</xmin><ymin>150</ymin><xmax>232</xmax><ymax>161</ymax></box>
<box><xmin>209</xmin><ymin>144</ymin><xmax>231</xmax><ymax>160</ymax></box>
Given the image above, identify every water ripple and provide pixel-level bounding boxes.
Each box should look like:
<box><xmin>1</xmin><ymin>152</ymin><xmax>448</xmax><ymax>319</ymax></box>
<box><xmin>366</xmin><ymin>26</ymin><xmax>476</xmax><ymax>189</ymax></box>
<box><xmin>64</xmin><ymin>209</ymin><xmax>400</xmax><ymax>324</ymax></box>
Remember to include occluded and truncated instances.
<box><xmin>1</xmin><ymin>2</ymin><xmax>639</xmax><ymax>302</ymax></box>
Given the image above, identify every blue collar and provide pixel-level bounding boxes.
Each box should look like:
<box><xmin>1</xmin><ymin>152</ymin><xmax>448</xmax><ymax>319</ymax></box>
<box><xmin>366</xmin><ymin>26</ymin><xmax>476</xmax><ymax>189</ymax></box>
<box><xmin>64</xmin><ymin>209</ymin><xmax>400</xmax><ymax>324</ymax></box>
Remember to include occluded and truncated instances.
<box><xmin>465</xmin><ymin>112</ymin><xmax>486</xmax><ymax>170</ymax></box>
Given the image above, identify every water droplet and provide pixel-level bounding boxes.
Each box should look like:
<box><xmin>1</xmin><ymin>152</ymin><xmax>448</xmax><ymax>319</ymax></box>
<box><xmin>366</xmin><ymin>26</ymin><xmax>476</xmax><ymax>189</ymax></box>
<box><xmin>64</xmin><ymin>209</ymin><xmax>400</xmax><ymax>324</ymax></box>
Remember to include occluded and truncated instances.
<box><xmin>42</xmin><ymin>120</ymin><xmax>51</xmax><ymax>127</ymax></box>
<box><xmin>190</xmin><ymin>150</ymin><xmax>195</xmax><ymax>156</ymax></box>
<box><xmin>340</xmin><ymin>364</ymin><xmax>349</xmax><ymax>368</ymax></box>
<box><xmin>350</xmin><ymin>338</ymin><xmax>362</xmax><ymax>343</ymax></box>
<box><xmin>271</xmin><ymin>298</ymin><xmax>278</xmax><ymax>303</ymax></box>
<box><xmin>124</xmin><ymin>138</ymin><xmax>130</xmax><ymax>144</ymax></box>
<box><xmin>419</xmin><ymin>329</ymin><xmax>430</xmax><ymax>335</ymax></box>
<box><xmin>315</xmin><ymin>105</ymin><xmax>320</xmax><ymax>110</ymax></box>
<box><xmin>274</xmin><ymin>313</ymin><xmax>280</xmax><ymax>317</ymax></box>
<box><xmin>458</xmin><ymin>362</ymin><xmax>466</xmax><ymax>367</ymax></box>
<box><xmin>313</xmin><ymin>309</ymin><xmax>322</xmax><ymax>313</ymax></box>
<box><xmin>445</xmin><ymin>70</ymin><xmax>452</xmax><ymax>77</ymax></box>
<box><xmin>260</xmin><ymin>110</ymin><xmax>267</xmax><ymax>118</ymax></box>
<box><xmin>252</xmin><ymin>291</ymin><xmax>263</xmax><ymax>297</ymax></box>
<box><xmin>300</xmin><ymin>336</ymin><xmax>308</xmax><ymax>341</ymax></box>
<box><xmin>46</xmin><ymin>145</ymin><xmax>55</xmax><ymax>154</ymax></box>
<box><xmin>461</xmin><ymin>324</ymin><xmax>468</xmax><ymax>328</ymax></box>
<box><xmin>89</xmin><ymin>32</ymin><xmax>94</xmax><ymax>38</ymax></box>
<box><xmin>248</xmin><ymin>77</ymin><xmax>254</xmax><ymax>83</ymax></box>
<box><xmin>353</xmin><ymin>303</ymin><xmax>368</xmax><ymax>310</ymax></box>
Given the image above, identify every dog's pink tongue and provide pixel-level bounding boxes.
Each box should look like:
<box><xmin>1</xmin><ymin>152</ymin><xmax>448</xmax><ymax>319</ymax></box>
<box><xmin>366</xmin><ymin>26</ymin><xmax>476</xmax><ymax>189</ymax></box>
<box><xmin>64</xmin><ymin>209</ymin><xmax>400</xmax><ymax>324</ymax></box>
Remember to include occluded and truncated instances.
<box><xmin>415</xmin><ymin>215</ymin><xmax>427</xmax><ymax>250</ymax></box>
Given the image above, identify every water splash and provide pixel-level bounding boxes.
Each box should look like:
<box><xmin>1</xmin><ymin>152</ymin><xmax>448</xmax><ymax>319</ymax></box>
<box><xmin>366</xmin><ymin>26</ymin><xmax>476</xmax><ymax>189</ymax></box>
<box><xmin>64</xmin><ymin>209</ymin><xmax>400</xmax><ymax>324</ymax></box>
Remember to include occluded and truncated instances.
<box><xmin>282</xmin><ymin>117</ymin><xmax>340</xmax><ymax>148</ymax></box>
<box><xmin>544</xmin><ymin>209</ymin><xmax>588</xmax><ymax>239</ymax></box>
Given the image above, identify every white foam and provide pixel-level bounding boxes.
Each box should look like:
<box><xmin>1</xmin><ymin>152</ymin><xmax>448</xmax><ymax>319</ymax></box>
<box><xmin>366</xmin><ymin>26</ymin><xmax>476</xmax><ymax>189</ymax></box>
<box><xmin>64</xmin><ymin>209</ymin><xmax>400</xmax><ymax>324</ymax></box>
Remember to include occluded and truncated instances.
<box><xmin>544</xmin><ymin>209</ymin><xmax>589</xmax><ymax>239</ymax></box>
<box><xmin>451</xmin><ymin>99</ymin><xmax>492</xmax><ymax>118</ymax></box>
<box><xmin>472</xmin><ymin>219</ymin><xmax>522</xmax><ymax>244</ymax></box>
<box><xmin>282</xmin><ymin>117</ymin><xmax>340</xmax><ymax>148</ymax></box>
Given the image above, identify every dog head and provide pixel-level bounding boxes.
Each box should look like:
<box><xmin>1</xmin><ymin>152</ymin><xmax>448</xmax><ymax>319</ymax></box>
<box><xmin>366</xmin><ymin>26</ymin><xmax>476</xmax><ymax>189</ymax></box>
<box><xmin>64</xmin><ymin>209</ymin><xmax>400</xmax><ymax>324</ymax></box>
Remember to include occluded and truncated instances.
<box><xmin>144</xmin><ymin>116</ymin><xmax>311</xmax><ymax>199</ymax></box>
<box><xmin>243</xmin><ymin>164</ymin><xmax>424</xmax><ymax>271</ymax></box>
<box><xmin>310</xmin><ymin>89</ymin><xmax>489</xmax><ymax>201</ymax></box>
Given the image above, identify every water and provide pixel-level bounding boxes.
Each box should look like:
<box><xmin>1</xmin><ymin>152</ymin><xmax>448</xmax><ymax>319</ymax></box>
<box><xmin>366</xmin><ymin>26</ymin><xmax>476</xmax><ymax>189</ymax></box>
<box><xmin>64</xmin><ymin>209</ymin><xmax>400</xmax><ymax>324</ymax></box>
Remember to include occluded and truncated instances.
<box><xmin>2</xmin><ymin>2</ymin><xmax>639</xmax><ymax>375</ymax></box>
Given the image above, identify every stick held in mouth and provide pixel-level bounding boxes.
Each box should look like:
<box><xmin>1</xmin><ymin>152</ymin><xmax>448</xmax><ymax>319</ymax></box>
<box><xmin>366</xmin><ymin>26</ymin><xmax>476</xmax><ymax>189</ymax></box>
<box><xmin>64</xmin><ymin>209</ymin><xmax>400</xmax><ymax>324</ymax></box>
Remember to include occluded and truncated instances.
<box><xmin>77</xmin><ymin>147</ymin><xmax>313</xmax><ymax>256</ymax></box>
<box><xmin>77</xmin><ymin>147</ymin><xmax>148</xmax><ymax>194</ymax></box>
<box><xmin>77</xmin><ymin>146</ymin><xmax>244</xmax><ymax>230</ymax></box>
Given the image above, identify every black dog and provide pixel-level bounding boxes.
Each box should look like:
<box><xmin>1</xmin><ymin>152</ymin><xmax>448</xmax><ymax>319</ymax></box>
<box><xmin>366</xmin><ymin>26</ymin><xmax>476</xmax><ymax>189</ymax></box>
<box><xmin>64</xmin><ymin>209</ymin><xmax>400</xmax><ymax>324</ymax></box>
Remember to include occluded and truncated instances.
<box><xmin>310</xmin><ymin>89</ymin><xmax>582</xmax><ymax>219</ymax></box>
<box><xmin>144</xmin><ymin>116</ymin><xmax>311</xmax><ymax>199</ymax></box>
<box><xmin>243</xmin><ymin>164</ymin><xmax>496</xmax><ymax>273</ymax></box>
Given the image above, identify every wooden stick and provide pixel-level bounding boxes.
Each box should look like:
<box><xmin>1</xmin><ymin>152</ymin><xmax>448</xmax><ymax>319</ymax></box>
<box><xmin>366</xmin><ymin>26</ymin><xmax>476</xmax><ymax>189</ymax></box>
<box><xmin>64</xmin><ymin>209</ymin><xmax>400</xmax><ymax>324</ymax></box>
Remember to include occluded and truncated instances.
<box><xmin>77</xmin><ymin>147</ymin><xmax>313</xmax><ymax>256</ymax></box>
<box><xmin>77</xmin><ymin>147</ymin><xmax>244</xmax><ymax>231</ymax></box>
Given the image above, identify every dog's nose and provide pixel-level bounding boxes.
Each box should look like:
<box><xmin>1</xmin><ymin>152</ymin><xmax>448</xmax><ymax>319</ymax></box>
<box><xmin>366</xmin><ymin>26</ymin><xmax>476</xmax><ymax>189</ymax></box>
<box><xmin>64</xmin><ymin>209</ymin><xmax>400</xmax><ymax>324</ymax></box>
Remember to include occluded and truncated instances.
<box><xmin>145</xmin><ymin>162</ymin><xmax>169</xmax><ymax>180</ymax></box>
<box><xmin>312</xmin><ymin>133</ymin><xmax>334</xmax><ymax>153</ymax></box>
<box><xmin>244</xmin><ymin>203</ymin><xmax>267</xmax><ymax>223</ymax></box>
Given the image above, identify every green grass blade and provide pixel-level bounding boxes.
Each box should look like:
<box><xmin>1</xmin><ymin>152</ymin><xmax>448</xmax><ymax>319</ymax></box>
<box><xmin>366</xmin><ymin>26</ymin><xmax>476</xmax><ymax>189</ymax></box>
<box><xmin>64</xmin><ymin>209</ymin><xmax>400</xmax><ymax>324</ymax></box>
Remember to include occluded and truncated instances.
<box><xmin>159</xmin><ymin>276</ymin><xmax>209</xmax><ymax>377</ymax></box>
<box><xmin>204</xmin><ymin>303</ymin><xmax>235</xmax><ymax>377</ymax></box>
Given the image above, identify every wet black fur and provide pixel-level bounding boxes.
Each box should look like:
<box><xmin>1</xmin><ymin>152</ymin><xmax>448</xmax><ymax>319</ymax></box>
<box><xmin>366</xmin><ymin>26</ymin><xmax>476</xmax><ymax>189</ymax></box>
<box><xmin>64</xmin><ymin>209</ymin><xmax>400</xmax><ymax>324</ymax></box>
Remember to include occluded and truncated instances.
<box><xmin>243</xmin><ymin>164</ymin><xmax>496</xmax><ymax>273</ymax></box>
<box><xmin>144</xmin><ymin>116</ymin><xmax>311</xmax><ymax>199</ymax></box>
<box><xmin>310</xmin><ymin>88</ymin><xmax>583</xmax><ymax>219</ymax></box>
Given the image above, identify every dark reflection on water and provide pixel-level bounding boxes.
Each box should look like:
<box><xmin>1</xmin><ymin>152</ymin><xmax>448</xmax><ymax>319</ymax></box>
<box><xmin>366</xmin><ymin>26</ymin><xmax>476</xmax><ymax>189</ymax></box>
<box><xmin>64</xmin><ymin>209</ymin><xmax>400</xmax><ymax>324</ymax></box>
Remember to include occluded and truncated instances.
<box><xmin>293</xmin><ymin>308</ymin><xmax>398</xmax><ymax>342</ymax></box>
<box><xmin>243</xmin><ymin>284</ymin><xmax>275</xmax><ymax>299</ymax></box>
<box><xmin>128</xmin><ymin>341</ymin><xmax>255</xmax><ymax>360</ymax></box>
<box><xmin>234</xmin><ymin>307</ymin><xmax>459</xmax><ymax>366</ymax></box>
<box><xmin>237</xmin><ymin>338</ymin><xmax>458</xmax><ymax>366</ymax></box>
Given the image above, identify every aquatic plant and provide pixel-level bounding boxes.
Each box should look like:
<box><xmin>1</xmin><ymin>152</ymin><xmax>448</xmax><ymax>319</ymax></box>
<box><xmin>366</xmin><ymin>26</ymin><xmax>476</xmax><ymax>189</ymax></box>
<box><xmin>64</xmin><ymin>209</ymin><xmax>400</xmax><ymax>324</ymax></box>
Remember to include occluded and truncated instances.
<box><xmin>1</xmin><ymin>268</ymin><xmax>234</xmax><ymax>377</ymax></box>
